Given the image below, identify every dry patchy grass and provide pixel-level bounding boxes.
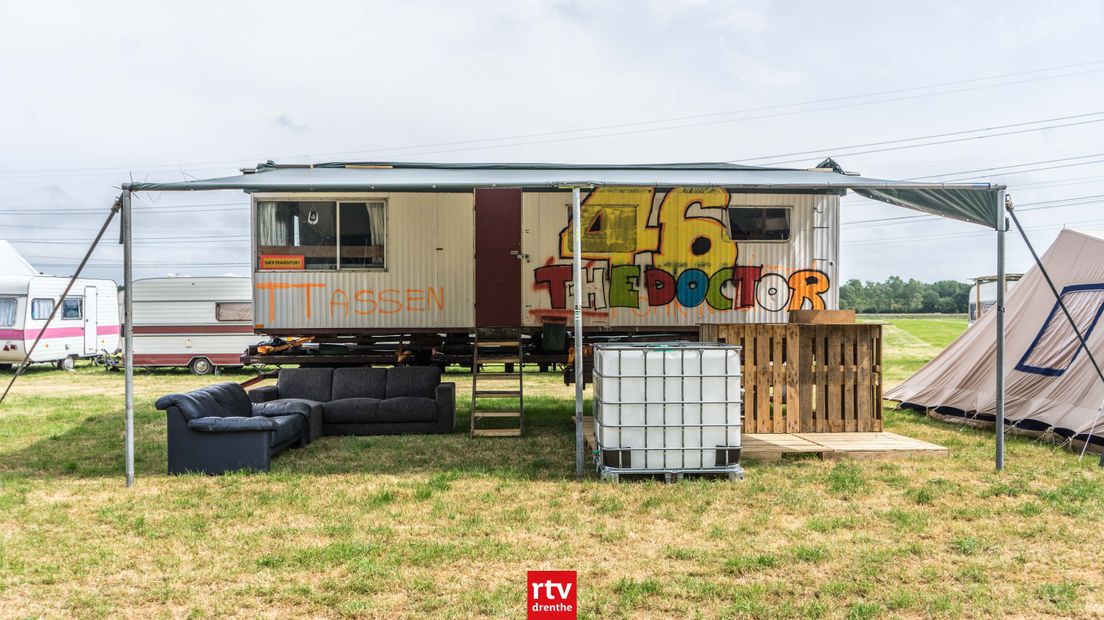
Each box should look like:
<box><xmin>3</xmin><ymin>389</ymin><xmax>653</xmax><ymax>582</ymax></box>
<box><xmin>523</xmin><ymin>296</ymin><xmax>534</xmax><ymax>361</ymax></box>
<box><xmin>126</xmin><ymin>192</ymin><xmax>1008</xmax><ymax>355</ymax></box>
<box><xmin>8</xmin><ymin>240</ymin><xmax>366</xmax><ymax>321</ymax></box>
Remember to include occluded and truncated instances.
<box><xmin>0</xmin><ymin>317</ymin><xmax>1101</xmax><ymax>618</ymax></box>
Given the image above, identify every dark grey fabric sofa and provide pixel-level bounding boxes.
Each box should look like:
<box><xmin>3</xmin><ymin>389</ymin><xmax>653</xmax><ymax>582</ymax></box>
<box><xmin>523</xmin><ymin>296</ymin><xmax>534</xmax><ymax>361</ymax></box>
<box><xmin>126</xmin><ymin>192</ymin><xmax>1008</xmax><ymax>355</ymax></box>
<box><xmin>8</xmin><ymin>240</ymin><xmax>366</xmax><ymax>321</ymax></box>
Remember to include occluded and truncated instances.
<box><xmin>155</xmin><ymin>382</ymin><xmax>312</xmax><ymax>475</ymax></box>
<box><xmin>249</xmin><ymin>366</ymin><xmax>455</xmax><ymax>436</ymax></box>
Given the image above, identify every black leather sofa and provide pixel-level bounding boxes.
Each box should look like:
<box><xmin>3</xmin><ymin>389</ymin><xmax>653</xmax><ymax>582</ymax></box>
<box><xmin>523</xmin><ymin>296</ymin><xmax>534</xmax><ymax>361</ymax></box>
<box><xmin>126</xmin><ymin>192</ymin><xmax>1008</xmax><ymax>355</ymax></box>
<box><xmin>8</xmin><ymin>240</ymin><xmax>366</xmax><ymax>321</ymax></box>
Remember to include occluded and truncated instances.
<box><xmin>249</xmin><ymin>366</ymin><xmax>455</xmax><ymax>436</ymax></box>
<box><xmin>156</xmin><ymin>382</ymin><xmax>313</xmax><ymax>475</ymax></box>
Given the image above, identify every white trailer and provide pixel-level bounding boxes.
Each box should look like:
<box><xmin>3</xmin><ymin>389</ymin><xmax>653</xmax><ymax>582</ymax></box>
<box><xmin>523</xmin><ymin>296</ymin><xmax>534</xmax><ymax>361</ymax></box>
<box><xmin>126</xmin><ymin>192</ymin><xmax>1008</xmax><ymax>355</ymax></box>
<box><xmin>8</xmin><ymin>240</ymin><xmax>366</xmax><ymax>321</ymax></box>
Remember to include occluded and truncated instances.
<box><xmin>0</xmin><ymin>274</ymin><xmax>121</xmax><ymax>370</ymax></box>
<box><xmin>968</xmin><ymin>273</ymin><xmax>1023</xmax><ymax>324</ymax></box>
<box><xmin>131</xmin><ymin>276</ymin><xmax>258</xmax><ymax>374</ymax></box>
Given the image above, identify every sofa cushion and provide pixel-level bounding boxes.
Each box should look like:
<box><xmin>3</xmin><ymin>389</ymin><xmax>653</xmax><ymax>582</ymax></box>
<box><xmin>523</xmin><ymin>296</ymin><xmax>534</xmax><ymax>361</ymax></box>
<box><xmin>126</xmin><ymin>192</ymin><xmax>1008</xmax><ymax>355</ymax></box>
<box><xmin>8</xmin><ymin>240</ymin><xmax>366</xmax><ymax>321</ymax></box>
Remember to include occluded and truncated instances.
<box><xmin>385</xmin><ymin>367</ymin><xmax>442</xmax><ymax>399</ymax></box>
<box><xmin>278</xmin><ymin>368</ymin><xmax>334</xmax><ymax>402</ymax></box>
<box><xmin>252</xmin><ymin>399</ymin><xmax>314</xmax><ymax>419</ymax></box>
<box><xmin>332</xmin><ymin>367</ymin><xmax>388</xmax><ymax>400</ymax></box>
<box><xmin>269</xmin><ymin>414</ymin><xmax>305</xmax><ymax>447</ymax></box>
<box><xmin>322</xmin><ymin>398</ymin><xmax>382</xmax><ymax>425</ymax></box>
<box><xmin>156</xmin><ymin>382</ymin><xmax>252</xmax><ymax>421</ymax></box>
<box><xmin>187</xmin><ymin>416</ymin><xmax>276</xmax><ymax>432</ymax></box>
<box><xmin>377</xmin><ymin>397</ymin><xmax>439</xmax><ymax>423</ymax></box>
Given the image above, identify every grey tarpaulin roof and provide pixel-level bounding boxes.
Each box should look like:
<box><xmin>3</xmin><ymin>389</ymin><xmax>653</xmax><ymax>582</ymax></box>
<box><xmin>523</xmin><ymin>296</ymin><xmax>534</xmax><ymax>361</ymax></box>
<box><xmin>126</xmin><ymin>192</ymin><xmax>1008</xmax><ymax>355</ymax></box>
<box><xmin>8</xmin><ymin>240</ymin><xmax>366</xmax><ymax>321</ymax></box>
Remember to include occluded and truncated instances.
<box><xmin>125</xmin><ymin>159</ymin><xmax>1007</xmax><ymax>229</ymax></box>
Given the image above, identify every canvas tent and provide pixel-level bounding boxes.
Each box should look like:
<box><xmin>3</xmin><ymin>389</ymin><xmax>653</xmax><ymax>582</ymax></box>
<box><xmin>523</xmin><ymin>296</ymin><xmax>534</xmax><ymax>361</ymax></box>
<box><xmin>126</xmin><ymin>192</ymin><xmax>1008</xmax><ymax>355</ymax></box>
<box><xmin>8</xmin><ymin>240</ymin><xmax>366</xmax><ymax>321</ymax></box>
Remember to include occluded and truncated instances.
<box><xmin>0</xmin><ymin>240</ymin><xmax>38</xmax><ymax>276</ymax></box>
<box><xmin>110</xmin><ymin>159</ymin><xmax>1008</xmax><ymax>485</ymax></box>
<box><xmin>888</xmin><ymin>228</ymin><xmax>1104</xmax><ymax>451</ymax></box>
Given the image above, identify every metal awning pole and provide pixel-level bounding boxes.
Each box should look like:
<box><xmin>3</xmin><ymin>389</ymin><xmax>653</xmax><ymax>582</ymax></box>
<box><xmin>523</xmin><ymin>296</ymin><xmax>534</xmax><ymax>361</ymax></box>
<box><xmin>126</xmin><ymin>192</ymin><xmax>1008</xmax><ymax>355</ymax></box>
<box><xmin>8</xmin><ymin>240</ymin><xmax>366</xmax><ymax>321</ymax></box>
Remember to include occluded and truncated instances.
<box><xmin>123</xmin><ymin>190</ymin><xmax>135</xmax><ymax>487</ymax></box>
<box><xmin>995</xmin><ymin>192</ymin><xmax>1007</xmax><ymax>471</ymax></box>
<box><xmin>572</xmin><ymin>186</ymin><xmax>584</xmax><ymax>479</ymax></box>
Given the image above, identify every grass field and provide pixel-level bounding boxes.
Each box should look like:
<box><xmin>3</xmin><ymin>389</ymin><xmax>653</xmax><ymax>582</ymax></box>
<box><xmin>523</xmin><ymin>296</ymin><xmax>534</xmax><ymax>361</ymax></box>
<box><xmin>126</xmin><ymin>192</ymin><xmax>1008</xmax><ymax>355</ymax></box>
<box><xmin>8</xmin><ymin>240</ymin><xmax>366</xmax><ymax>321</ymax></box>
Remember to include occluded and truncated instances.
<box><xmin>0</xmin><ymin>317</ymin><xmax>1101</xmax><ymax>618</ymax></box>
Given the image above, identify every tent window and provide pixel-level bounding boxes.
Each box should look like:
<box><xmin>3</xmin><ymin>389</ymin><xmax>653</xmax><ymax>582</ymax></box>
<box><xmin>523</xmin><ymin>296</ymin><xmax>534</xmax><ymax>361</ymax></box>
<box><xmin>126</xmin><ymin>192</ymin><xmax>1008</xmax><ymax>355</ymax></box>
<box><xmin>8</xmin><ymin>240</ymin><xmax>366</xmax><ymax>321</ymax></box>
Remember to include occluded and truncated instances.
<box><xmin>727</xmin><ymin>207</ymin><xmax>791</xmax><ymax>241</ymax></box>
<box><xmin>256</xmin><ymin>200</ymin><xmax>386</xmax><ymax>270</ymax></box>
<box><xmin>338</xmin><ymin>201</ymin><xmax>386</xmax><ymax>269</ymax></box>
<box><xmin>0</xmin><ymin>298</ymin><xmax>15</xmax><ymax>327</ymax></box>
<box><xmin>31</xmin><ymin>298</ymin><xmax>54</xmax><ymax>321</ymax></box>
<box><xmin>61</xmin><ymin>298</ymin><xmax>83</xmax><ymax>320</ymax></box>
<box><xmin>1016</xmin><ymin>284</ymin><xmax>1104</xmax><ymax>377</ymax></box>
<box><xmin>215</xmin><ymin>302</ymin><xmax>252</xmax><ymax>322</ymax></box>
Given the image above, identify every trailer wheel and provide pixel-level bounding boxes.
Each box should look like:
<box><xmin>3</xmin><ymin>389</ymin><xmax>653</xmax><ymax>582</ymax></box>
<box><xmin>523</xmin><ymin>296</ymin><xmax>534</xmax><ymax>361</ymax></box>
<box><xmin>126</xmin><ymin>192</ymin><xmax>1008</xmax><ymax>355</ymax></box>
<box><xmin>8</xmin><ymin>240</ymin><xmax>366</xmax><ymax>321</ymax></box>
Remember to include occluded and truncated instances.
<box><xmin>188</xmin><ymin>357</ymin><xmax>214</xmax><ymax>376</ymax></box>
<box><xmin>0</xmin><ymin>364</ymin><xmax>11</xmax><ymax>372</ymax></box>
<box><xmin>58</xmin><ymin>357</ymin><xmax>76</xmax><ymax>372</ymax></box>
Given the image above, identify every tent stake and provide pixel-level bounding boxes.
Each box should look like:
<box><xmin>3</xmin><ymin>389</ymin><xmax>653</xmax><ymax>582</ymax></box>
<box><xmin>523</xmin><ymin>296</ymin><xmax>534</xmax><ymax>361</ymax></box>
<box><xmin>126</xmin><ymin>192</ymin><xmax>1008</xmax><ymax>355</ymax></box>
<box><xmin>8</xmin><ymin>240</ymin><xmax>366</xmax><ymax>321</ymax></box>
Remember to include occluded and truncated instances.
<box><xmin>122</xmin><ymin>190</ymin><xmax>134</xmax><ymax>487</ymax></box>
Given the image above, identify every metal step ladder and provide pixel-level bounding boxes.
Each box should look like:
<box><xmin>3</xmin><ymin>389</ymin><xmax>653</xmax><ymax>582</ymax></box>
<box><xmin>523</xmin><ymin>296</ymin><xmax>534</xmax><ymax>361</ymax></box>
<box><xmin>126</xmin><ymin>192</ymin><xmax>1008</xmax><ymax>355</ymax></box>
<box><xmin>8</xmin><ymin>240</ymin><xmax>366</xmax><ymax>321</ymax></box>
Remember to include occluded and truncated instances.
<box><xmin>470</xmin><ymin>329</ymin><xmax>524</xmax><ymax>438</ymax></box>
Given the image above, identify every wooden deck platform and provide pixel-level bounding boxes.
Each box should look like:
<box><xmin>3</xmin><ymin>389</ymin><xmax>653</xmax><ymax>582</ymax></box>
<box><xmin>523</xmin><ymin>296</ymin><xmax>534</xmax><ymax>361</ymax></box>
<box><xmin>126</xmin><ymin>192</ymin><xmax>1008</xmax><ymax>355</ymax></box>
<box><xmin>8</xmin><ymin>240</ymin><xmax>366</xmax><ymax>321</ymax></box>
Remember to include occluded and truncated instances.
<box><xmin>577</xmin><ymin>417</ymin><xmax>947</xmax><ymax>462</ymax></box>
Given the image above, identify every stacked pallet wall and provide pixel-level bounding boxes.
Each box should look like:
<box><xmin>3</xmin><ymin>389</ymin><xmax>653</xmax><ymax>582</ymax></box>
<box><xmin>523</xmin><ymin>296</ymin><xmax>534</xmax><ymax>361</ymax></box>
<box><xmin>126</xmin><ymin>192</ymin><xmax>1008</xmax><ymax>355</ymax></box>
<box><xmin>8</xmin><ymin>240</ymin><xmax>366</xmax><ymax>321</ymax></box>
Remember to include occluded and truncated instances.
<box><xmin>699</xmin><ymin>323</ymin><xmax>882</xmax><ymax>433</ymax></box>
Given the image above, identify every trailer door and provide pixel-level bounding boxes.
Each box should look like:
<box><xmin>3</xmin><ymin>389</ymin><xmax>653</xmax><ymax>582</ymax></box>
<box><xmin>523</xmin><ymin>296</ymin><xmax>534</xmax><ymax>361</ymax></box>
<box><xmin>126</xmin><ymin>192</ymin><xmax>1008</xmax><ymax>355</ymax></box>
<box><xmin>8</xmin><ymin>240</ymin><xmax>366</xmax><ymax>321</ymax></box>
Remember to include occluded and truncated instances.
<box><xmin>474</xmin><ymin>188</ymin><xmax>522</xmax><ymax>327</ymax></box>
<box><xmin>83</xmin><ymin>286</ymin><xmax>98</xmax><ymax>355</ymax></box>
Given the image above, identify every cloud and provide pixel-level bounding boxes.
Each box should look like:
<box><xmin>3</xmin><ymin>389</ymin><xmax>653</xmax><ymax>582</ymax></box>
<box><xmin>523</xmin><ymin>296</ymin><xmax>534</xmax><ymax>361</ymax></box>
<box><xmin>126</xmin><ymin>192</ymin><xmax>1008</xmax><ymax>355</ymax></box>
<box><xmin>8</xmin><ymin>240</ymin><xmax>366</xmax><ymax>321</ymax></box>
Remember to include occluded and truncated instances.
<box><xmin>273</xmin><ymin>113</ymin><xmax>309</xmax><ymax>132</ymax></box>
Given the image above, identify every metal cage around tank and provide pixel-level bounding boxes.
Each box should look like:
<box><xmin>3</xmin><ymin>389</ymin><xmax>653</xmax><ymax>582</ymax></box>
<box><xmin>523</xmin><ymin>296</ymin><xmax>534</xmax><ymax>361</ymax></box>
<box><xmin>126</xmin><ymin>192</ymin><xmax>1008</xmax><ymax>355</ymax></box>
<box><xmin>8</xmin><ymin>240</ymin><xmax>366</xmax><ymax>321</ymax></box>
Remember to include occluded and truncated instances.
<box><xmin>593</xmin><ymin>342</ymin><xmax>744</xmax><ymax>481</ymax></box>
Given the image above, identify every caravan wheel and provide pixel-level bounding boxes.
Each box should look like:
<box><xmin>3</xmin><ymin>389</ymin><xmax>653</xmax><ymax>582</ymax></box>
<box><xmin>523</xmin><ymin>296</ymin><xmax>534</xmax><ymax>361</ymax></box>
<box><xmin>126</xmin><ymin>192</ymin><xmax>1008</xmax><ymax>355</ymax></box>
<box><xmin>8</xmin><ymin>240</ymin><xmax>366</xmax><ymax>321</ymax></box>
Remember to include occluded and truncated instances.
<box><xmin>188</xmin><ymin>357</ymin><xmax>214</xmax><ymax>376</ymax></box>
<box><xmin>58</xmin><ymin>357</ymin><xmax>76</xmax><ymax>372</ymax></box>
<box><xmin>0</xmin><ymin>364</ymin><xmax>11</xmax><ymax>372</ymax></box>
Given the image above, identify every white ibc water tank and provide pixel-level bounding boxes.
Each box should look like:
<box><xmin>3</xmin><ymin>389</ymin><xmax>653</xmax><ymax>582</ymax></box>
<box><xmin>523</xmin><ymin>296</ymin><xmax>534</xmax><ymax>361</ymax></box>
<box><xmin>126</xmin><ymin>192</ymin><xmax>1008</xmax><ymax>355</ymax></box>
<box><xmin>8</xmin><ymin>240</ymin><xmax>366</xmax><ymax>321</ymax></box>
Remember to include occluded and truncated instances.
<box><xmin>594</xmin><ymin>343</ymin><xmax>742</xmax><ymax>474</ymax></box>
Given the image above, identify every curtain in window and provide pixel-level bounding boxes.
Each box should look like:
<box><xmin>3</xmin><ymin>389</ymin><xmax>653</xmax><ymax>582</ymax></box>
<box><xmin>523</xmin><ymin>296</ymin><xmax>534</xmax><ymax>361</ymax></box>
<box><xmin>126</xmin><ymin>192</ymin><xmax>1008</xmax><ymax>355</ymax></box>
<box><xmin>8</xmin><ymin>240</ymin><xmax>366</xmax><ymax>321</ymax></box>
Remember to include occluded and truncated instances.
<box><xmin>366</xmin><ymin>202</ymin><xmax>385</xmax><ymax>248</ymax></box>
<box><xmin>31</xmin><ymin>299</ymin><xmax>53</xmax><ymax>320</ymax></box>
<box><xmin>0</xmin><ymin>299</ymin><xmax>15</xmax><ymax>326</ymax></box>
<box><xmin>258</xmin><ymin>202</ymin><xmax>292</xmax><ymax>246</ymax></box>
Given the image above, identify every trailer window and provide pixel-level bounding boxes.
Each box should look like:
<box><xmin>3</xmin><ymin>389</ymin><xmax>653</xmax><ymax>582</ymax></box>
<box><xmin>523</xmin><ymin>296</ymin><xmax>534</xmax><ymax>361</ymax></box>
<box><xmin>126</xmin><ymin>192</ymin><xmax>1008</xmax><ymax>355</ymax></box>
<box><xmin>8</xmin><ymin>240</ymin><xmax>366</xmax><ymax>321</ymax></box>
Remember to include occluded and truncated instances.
<box><xmin>0</xmin><ymin>298</ymin><xmax>15</xmax><ymax>327</ymax></box>
<box><xmin>61</xmin><ymin>298</ymin><xmax>83</xmax><ymax>320</ymax></box>
<box><xmin>31</xmin><ymin>298</ymin><xmax>54</xmax><ymax>320</ymax></box>
<box><xmin>257</xmin><ymin>201</ymin><xmax>338</xmax><ymax>270</ymax></box>
<box><xmin>338</xmin><ymin>201</ymin><xmax>386</xmax><ymax>268</ymax></box>
<box><xmin>215</xmin><ymin>302</ymin><xmax>252</xmax><ymax>322</ymax></box>
<box><xmin>727</xmin><ymin>207</ymin><xmax>791</xmax><ymax>241</ymax></box>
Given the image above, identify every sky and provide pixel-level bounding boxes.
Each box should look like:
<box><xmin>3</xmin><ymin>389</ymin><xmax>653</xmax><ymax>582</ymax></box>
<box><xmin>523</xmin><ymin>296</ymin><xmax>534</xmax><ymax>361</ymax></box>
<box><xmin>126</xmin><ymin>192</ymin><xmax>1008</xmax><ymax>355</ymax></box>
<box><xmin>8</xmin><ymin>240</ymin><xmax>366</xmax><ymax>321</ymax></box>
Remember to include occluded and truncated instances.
<box><xmin>2</xmin><ymin>0</ymin><xmax>1103</xmax><ymax>284</ymax></box>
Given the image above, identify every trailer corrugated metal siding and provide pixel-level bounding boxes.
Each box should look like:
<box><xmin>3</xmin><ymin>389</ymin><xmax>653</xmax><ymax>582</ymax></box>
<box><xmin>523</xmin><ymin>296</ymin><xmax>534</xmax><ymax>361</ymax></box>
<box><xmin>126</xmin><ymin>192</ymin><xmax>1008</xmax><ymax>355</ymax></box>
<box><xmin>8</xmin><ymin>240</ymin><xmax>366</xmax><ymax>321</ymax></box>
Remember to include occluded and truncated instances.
<box><xmin>253</xmin><ymin>193</ymin><xmax>473</xmax><ymax>331</ymax></box>
<box><xmin>521</xmin><ymin>190</ymin><xmax>838</xmax><ymax>328</ymax></box>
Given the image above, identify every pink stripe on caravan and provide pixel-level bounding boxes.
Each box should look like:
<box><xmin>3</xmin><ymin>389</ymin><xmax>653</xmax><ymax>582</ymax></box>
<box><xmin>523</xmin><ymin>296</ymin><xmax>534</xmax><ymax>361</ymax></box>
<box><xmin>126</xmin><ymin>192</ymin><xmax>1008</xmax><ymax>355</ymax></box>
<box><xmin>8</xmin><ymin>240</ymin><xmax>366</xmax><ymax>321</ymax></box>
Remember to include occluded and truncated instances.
<box><xmin>21</xmin><ymin>327</ymin><xmax>84</xmax><ymax>339</ymax></box>
<box><xmin>0</xmin><ymin>326</ymin><xmax>120</xmax><ymax>341</ymax></box>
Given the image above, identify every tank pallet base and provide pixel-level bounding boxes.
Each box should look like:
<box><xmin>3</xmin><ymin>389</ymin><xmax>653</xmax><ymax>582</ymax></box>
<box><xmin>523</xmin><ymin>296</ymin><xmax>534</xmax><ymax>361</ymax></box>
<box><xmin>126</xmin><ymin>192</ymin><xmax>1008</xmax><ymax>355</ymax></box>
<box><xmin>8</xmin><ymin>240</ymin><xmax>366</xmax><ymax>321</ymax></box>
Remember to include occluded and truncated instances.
<box><xmin>597</xmin><ymin>465</ymin><xmax>745</xmax><ymax>483</ymax></box>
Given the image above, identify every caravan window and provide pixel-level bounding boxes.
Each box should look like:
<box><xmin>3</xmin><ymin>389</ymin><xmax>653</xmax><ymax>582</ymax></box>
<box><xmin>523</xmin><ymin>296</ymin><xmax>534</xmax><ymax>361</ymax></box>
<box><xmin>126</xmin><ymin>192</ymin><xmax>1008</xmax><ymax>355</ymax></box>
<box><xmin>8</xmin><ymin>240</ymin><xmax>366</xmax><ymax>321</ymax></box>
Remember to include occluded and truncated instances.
<box><xmin>61</xmin><ymin>298</ymin><xmax>83</xmax><ymax>320</ymax></box>
<box><xmin>215</xmin><ymin>302</ymin><xmax>252</xmax><ymax>322</ymax></box>
<box><xmin>257</xmin><ymin>201</ymin><xmax>338</xmax><ymax>270</ymax></box>
<box><xmin>338</xmin><ymin>202</ymin><xmax>386</xmax><ymax>268</ymax></box>
<box><xmin>0</xmin><ymin>298</ymin><xmax>15</xmax><ymax>327</ymax></box>
<box><xmin>257</xmin><ymin>200</ymin><xmax>387</xmax><ymax>271</ymax></box>
<box><xmin>31</xmin><ymin>298</ymin><xmax>54</xmax><ymax>320</ymax></box>
<box><xmin>727</xmin><ymin>207</ymin><xmax>791</xmax><ymax>241</ymax></box>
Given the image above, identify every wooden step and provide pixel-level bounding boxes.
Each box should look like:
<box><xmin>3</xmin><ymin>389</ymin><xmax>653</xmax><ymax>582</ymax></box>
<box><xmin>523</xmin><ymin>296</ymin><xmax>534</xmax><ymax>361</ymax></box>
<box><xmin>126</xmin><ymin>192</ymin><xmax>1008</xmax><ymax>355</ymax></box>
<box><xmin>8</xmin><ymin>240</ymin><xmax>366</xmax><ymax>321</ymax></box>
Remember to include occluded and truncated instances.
<box><xmin>476</xmin><ymin>340</ymin><xmax>521</xmax><ymax>347</ymax></box>
<box><xmin>474</xmin><ymin>390</ymin><xmax>522</xmax><ymax>397</ymax></box>
<box><xmin>471</xmin><ymin>428</ymin><xmax>523</xmax><ymax>437</ymax></box>
<box><xmin>472</xmin><ymin>411</ymin><xmax>521</xmax><ymax>418</ymax></box>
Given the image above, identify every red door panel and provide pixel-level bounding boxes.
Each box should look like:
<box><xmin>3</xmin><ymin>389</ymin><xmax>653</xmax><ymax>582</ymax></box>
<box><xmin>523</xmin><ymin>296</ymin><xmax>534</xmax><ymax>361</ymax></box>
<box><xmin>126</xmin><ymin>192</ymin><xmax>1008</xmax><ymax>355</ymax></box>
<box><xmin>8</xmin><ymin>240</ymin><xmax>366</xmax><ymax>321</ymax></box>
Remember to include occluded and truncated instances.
<box><xmin>474</xmin><ymin>188</ymin><xmax>522</xmax><ymax>327</ymax></box>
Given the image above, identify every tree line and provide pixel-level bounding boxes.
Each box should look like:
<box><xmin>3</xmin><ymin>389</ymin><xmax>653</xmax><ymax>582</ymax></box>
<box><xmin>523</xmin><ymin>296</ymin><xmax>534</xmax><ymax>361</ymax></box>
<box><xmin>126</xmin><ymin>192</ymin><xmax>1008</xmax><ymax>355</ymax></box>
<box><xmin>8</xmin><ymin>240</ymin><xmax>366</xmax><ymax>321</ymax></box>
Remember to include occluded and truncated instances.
<box><xmin>839</xmin><ymin>277</ymin><xmax>971</xmax><ymax>314</ymax></box>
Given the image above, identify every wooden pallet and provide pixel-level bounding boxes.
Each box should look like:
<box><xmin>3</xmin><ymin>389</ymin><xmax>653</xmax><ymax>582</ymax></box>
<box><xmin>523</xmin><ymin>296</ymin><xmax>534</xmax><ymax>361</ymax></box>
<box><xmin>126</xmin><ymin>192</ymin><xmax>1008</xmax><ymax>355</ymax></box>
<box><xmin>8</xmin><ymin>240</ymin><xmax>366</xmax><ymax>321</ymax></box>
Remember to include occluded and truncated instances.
<box><xmin>578</xmin><ymin>417</ymin><xmax>947</xmax><ymax>462</ymax></box>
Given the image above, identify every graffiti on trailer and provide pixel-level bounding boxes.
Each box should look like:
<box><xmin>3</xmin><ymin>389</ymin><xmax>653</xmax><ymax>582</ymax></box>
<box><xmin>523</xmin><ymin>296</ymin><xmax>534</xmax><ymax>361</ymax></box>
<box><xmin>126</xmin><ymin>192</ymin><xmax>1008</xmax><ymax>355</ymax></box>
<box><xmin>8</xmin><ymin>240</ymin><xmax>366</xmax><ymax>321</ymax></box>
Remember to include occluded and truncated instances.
<box><xmin>532</xmin><ymin>186</ymin><xmax>830</xmax><ymax>314</ymax></box>
<box><xmin>254</xmin><ymin>281</ymin><xmax>445</xmax><ymax>323</ymax></box>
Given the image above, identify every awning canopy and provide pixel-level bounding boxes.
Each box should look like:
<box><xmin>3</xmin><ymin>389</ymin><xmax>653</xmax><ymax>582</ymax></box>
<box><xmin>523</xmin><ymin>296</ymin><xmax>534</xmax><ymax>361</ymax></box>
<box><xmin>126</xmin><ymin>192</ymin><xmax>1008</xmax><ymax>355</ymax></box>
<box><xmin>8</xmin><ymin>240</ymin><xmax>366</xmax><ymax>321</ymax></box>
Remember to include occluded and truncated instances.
<box><xmin>125</xmin><ymin>159</ymin><xmax>1007</xmax><ymax>229</ymax></box>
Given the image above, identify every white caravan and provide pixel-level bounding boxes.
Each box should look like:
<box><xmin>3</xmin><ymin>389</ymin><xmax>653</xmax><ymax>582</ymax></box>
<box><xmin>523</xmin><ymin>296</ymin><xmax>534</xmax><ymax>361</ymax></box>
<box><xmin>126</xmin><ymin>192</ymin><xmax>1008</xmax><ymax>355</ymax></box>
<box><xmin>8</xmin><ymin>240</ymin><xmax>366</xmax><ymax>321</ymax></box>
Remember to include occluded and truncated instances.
<box><xmin>131</xmin><ymin>276</ymin><xmax>259</xmax><ymax>374</ymax></box>
<box><xmin>0</xmin><ymin>276</ymin><xmax>121</xmax><ymax>370</ymax></box>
